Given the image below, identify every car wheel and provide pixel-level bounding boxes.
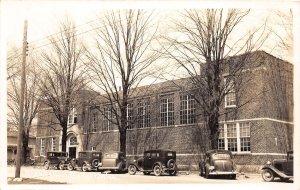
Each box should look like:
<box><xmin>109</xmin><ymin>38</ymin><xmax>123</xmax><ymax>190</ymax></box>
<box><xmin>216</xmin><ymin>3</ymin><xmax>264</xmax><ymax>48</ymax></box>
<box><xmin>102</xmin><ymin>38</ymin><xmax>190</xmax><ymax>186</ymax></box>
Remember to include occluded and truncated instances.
<box><xmin>262</xmin><ymin>169</ymin><xmax>274</xmax><ymax>182</ymax></box>
<box><xmin>67</xmin><ymin>163</ymin><xmax>74</xmax><ymax>171</ymax></box>
<box><xmin>153</xmin><ymin>165</ymin><xmax>162</xmax><ymax>176</ymax></box>
<box><xmin>169</xmin><ymin>170</ymin><xmax>177</xmax><ymax>176</ymax></box>
<box><xmin>58</xmin><ymin>162</ymin><xmax>64</xmax><ymax>170</ymax></box>
<box><xmin>143</xmin><ymin>172</ymin><xmax>150</xmax><ymax>175</ymax></box>
<box><xmin>128</xmin><ymin>165</ymin><xmax>137</xmax><ymax>175</ymax></box>
<box><xmin>44</xmin><ymin>161</ymin><xmax>49</xmax><ymax>170</ymax></box>
<box><xmin>82</xmin><ymin>163</ymin><xmax>88</xmax><ymax>172</ymax></box>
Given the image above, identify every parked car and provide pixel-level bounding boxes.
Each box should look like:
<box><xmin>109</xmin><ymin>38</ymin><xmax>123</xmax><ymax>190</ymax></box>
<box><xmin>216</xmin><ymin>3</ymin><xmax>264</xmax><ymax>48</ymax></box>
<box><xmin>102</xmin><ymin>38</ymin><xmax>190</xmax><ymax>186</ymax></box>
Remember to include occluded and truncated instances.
<box><xmin>127</xmin><ymin>149</ymin><xmax>177</xmax><ymax>176</ymax></box>
<box><xmin>199</xmin><ymin>149</ymin><xmax>237</xmax><ymax>179</ymax></box>
<box><xmin>97</xmin><ymin>151</ymin><xmax>127</xmax><ymax>173</ymax></box>
<box><xmin>67</xmin><ymin>151</ymin><xmax>102</xmax><ymax>172</ymax></box>
<box><xmin>44</xmin><ymin>151</ymin><xmax>69</xmax><ymax>170</ymax></box>
<box><xmin>261</xmin><ymin>151</ymin><xmax>293</xmax><ymax>182</ymax></box>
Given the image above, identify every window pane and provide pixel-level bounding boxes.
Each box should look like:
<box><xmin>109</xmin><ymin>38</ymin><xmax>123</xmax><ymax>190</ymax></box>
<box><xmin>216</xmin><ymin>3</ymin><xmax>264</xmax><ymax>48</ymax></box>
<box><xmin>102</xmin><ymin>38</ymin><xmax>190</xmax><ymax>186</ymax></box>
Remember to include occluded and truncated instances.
<box><xmin>227</xmin><ymin>124</ymin><xmax>237</xmax><ymax>138</ymax></box>
<box><xmin>218</xmin><ymin>139</ymin><xmax>225</xmax><ymax>150</ymax></box>
<box><xmin>228</xmin><ymin>138</ymin><xmax>237</xmax><ymax>152</ymax></box>
<box><xmin>240</xmin><ymin>137</ymin><xmax>251</xmax><ymax>152</ymax></box>
<box><xmin>240</xmin><ymin>123</ymin><xmax>250</xmax><ymax>137</ymax></box>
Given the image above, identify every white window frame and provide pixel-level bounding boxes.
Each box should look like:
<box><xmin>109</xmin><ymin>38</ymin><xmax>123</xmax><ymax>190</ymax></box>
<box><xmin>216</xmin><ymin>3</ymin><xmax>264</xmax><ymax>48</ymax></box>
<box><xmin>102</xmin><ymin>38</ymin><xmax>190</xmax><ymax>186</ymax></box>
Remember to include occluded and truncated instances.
<box><xmin>218</xmin><ymin>122</ymin><xmax>251</xmax><ymax>153</ymax></box>
<box><xmin>180</xmin><ymin>94</ymin><xmax>196</xmax><ymax>124</ymax></box>
<box><xmin>224</xmin><ymin>78</ymin><xmax>236</xmax><ymax>108</ymax></box>
<box><xmin>160</xmin><ymin>95</ymin><xmax>175</xmax><ymax>127</ymax></box>
<box><xmin>92</xmin><ymin>146</ymin><xmax>96</xmax><ymax>151</ymax></box>
<box><xmin>68</xmin><ymin>107</ymin><xmax>78</xmax><ymax>125</ymax></box>
<box><xmin>103</xmin><ymin>107</ymin><xmax>111</xmax><ymax>132</ymax></box>
<box><xmin>40</xmin><ymin>138</ymin><xmax>46</xmax><ymax>156</ymax></box>
<box><xmin>126</xmin><ymin>103</ymin><xmax>134</xmax><ymax>130</ymax></box>
<box><xmin>51</xmin><ymin>137</ymin><xmax>56</xmax><ymax>151</ymax></box>
<box><xmin>137</xmin><ymin>98</ymin><xmax>150</xmax><ymax>129</ymax></box>
<box><xmin>91</xmin><ymin>112</ymin><xmax>97</xmax><ymax>133</ymax></box>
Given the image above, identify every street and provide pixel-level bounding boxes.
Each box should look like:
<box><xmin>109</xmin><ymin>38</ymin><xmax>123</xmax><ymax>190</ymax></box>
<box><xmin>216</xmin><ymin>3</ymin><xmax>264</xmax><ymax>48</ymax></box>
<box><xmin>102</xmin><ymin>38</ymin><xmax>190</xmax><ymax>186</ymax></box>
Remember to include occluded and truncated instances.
<box><xmin>6</xmin><ymin>166</ymin><xmax>293</xmax><ymax>185</ymax></box>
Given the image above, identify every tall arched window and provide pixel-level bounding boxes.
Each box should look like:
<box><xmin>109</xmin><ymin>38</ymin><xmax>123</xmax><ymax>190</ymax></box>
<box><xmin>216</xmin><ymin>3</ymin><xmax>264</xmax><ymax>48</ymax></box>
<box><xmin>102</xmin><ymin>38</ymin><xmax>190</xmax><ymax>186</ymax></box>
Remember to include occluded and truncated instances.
<box><xmin>70</xmin><ymin>136</ymin><xmax>77</xmax><ymax>146</ymax></box>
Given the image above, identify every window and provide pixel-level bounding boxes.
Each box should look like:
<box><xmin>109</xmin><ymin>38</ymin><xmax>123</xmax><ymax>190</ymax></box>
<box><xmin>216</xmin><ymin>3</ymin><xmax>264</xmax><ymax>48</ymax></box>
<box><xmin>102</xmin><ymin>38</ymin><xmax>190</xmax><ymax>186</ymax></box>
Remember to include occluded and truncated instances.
<box><xmin>180</xmin><ymin>95</ymin><xmax>196</xmax><ymax>124</ymax></box>
<box><xmin>70</xmin><ymin>136</ymin><xmax>77</xmax><ymax>145</ymax></box>
<box><xmin>127</xmin><ymin>103</ymin><xmax>134</xmax><ymax>129</ymax></box>
<box><xmin>40</xmin><ymin>138</ymin><xmax>45</xmax><ymax>156</ymax></box>
<box><xmin>160</xmin><ymin>95</ymin><xmax>174</xmax><ymax>126</ymax></box>
<box><xmin>103</xmin><ymin>107</ymin><xmax>111</xmax><ymax>132</ymax></box>
<box><xmin>68</xmin><ymin>107</ymin><xmax>78</xmax><ymax>124</ymax></box>
<box><xmin>137</xmin><ymin>98</ymin><xmax>150</xmax><ymax>128</ymax></box>
<box><xmin>225</xmin><ymin>78</ymin><xmax>236</xmax><ymax>107</ymax></box>
<box><xmin>217</xmin><ymin>125</ymin><xmax>225</xmax><ymax>150</ymax></box>
<box><xmin>92</xmin><ymin>146</ymin><xmax>96</xmax><ymax>151</ymax></box>
<box><xmin>51</xmin><ymin>137</ymin><xmax>56</xmax><ymax>151</ymax></box>
<box><xmin>218</xmin><ymin>122</ymin><xmax>251</xmax><ymax>153</ymax></box>
<box><xmin>240</xmin><ymin>123</ymin><xmax>250</xmax><ymax>152</ymax></box>
<box><xmin>91</xmin><ymin>113</ymin><xmax>97</xmax><ymax>133</ymax></box>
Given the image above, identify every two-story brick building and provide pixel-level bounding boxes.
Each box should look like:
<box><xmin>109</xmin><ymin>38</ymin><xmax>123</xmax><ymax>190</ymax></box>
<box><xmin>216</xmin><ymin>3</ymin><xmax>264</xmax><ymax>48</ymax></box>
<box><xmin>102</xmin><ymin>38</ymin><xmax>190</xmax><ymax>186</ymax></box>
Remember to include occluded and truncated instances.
<box><xmin>34</xmin><ymin>51</ymin><xmax>293</xmax><ymax>172</ymax></box>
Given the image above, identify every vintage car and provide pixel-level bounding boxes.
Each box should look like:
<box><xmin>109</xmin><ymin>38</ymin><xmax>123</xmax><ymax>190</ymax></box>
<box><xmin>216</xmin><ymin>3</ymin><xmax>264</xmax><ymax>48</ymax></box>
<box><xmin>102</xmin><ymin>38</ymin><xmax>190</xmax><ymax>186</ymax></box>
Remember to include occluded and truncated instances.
<box><xmin>261</xmin><ymin>151</ymin><xmax>293</xmax><ymax>182</ymax></box>
<box><xmin>97</xmin><ymin>151</ymin><xmax>127</xmax><ymax>173</ymax></box>
<box><xmin>127</xmin><ymin>149</ymin><xmax>177</xmax><ymax>176</ymax></box>
<box><xmin>44</xmin><ymin>151</ymin><xmax>69</xmax><ymax>170</ymax></box>
<box><xmin>67</xmin><ymin>151</ymin><xmax>102</xmax><ymax>172</ymax></box>
<box><xmin>199</xmin><ymin>149</ymin><xmax>237</xmax><ymax>179</ymax></box>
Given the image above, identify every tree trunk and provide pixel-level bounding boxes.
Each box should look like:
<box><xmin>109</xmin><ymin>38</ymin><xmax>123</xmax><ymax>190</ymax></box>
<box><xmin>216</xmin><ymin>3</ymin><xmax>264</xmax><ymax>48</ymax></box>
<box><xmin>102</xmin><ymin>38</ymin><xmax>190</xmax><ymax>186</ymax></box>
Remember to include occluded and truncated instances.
<box><xmin>22</xmin><ymin>129</ymin><xmax>29</xmax><ymax>165</ymax></box>
<box><xmin>208</xmin><ymin>113</ymin><xmax>220</xmax><ymax>149</ymax></box>
<box><xmin>61</xmin><ymin>122</ymin><xmax>68</xmax><ymax>152</ymax></box>
<box><xmin>119</xmin><ymin>129</ymin><xmax>127</xmax><ymax>155</ymax></box>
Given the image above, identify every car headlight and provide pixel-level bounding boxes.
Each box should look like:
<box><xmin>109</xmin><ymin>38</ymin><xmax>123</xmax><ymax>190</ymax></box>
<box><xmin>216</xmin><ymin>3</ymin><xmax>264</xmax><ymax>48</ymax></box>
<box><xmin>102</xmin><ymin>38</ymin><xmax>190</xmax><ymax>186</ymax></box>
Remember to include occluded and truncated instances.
<box><xmin>266</xmin><ymin>161</ymin><xmax>271</xmax><ymax>165</ymax></box>
<box><xmin>208</xmin><ymin>166</ymin><xmax>215</xmax><ymax>170</ymax></box>
<box><xmin>61</xmin><ymin>160</ymin><xmax>65</xmax><ymax>164</ymax></box>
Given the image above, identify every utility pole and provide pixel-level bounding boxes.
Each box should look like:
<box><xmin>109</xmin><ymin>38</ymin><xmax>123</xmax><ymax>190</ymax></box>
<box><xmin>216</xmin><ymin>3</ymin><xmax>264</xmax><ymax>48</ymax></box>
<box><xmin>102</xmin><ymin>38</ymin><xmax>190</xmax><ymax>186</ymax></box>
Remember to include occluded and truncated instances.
<box><xmin>15</xmin><ymin>20</ymin><xmax>28</xmax><ymax>178</ymax></box>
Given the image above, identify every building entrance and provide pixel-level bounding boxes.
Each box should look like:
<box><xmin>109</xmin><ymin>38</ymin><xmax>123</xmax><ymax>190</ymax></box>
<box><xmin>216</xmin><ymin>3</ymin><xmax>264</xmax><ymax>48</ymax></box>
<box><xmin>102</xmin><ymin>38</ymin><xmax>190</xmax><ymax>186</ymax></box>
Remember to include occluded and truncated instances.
<box><xmin>69</xmin><ymin>147</ymin><xmax>76</xmax><ymax>158</ymax></box>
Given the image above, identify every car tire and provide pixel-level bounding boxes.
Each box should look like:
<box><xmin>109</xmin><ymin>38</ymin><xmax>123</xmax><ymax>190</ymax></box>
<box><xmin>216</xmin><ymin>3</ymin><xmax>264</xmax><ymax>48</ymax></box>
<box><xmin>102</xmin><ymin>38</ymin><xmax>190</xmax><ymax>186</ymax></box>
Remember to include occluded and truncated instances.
<box><xmin>169</xmin><ymin>170</ymin><xmax>177</xmax><ymax>176</ymax></box>
<box><xmin>44</xmin><ymin>161</ymin><xmax>49</xmax><ymax>170</ymax></box>
<box><xmin>67</xmin><ymin>163</ymin><xmax>74</xmax><ymax>171</ymax></box>
<box><xmin>58</xmin><ymin>162</ymin><xmax>64</xmax><ymax>170</ymax></box>
<box><xmin>262</xmin><ymin>169</ymin><xmax>275</xmax><ymax>182</ymax></box>
<box><xmin>82</xmin><ymin>163</ymin><xmax>88</xmax><ymax>172</ymax></box>
<box><xmin>153</xmin><ymin>165</ymin><xmax>162</xmax><ymax>176</ymax></box>
<box><xmin>128</xmin><ymin>165</ymin><xmax>137</xmax><ymax>175</ymax></box>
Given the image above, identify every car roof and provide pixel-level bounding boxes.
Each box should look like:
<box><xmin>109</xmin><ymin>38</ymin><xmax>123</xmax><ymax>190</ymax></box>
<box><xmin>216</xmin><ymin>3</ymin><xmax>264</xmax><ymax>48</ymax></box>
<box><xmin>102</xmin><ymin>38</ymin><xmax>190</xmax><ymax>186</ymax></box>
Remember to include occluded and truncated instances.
<box><xmin>144</xmin><ymin>149</ymin><xmax>175</xmax><ymax>153</ymax></box>
<box><xmin>79</xmin><ymin>151</ymin><xmax>102</xmax><ymax>153</ymax></box>
<box><xmin>206</xmin><ymin>149</ymin><xmax>232</xmax><ymax>155</ymax></box>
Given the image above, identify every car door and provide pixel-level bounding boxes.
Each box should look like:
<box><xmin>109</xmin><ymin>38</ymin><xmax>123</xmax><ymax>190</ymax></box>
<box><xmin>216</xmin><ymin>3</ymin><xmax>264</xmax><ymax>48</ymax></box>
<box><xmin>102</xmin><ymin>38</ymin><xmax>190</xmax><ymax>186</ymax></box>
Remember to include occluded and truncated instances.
<box><xmin>143</xmin><ymin>152</ymin><xmax>153</xmax><ymax>170</ymax></box>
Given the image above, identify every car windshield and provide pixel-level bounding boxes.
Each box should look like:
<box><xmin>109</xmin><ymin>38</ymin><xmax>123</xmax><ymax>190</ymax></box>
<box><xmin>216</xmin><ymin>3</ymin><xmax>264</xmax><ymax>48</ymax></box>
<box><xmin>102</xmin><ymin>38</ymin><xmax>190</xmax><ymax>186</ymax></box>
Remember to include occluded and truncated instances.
<box><xmin>93</xmin><ymin>153</ymin><xmax>100</xmax><ymax>157</ymax></box>
<box><xmin>211</xmin><ymin>153</ymin><xmax>231</xmax><ymax>159</ymax></box>
<box><xmin>79</xmin><ymin>152</ymin><xmax>87</xmax><ymax>157</ymax></box>
<box><xmin>167</xmin><ymin>152</ymin><xmax>174</xmax><ymax>157</ymax></box>
<box><xmin>104</xmin><ymin>153</ymin><xmax>118</xmax><ymax>158</ymax></box>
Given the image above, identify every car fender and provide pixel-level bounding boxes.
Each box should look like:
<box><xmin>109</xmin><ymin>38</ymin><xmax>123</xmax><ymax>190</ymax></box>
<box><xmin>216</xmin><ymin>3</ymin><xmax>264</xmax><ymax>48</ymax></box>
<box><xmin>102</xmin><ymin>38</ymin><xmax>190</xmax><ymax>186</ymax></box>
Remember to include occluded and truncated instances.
<box><xmin>261</xmin><ymin>165</ymin><xmax>291</xmax><ymax>178</ymax></box>
<box><xmin>153</xmin><ymin>161</ymin><xmax>163</xmax><ymax>169</ymax></box>
<box><xmin>127</xmin><ymin>162</ymin><xmax>141</xmax><ymax>171</ymax></box>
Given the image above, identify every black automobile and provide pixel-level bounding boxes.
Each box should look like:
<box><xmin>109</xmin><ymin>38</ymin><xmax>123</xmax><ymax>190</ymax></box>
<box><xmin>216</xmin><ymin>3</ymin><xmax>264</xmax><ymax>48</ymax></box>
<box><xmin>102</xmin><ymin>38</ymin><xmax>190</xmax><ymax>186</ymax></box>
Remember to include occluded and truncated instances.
<box><xmin>44</xmin><ymin>151</ymin><xmax>69</xmax><ymax>170</ymax></box>
<box><xmin>97</xmin><ymin>152</ymin><xmax>127</xmax><ymax>173</ymax></box>
<box><xmin>199</xmin><ymin>149</ymin><xmax>237</xmax><ymax>179</ymax></box>
<box><xmin>127</xmin><ymin>149</ymin><xmax>177</xmax><ymax>176</ymax></box>
<box><xmin>261</xmin><ymin>151</ymin><xmax>293</xmax><ymax>182</ymax></box>
<box><xmin>67</xmin><ymin>151</ymin><xmax>102</xmax><ymax>172</ymax></box>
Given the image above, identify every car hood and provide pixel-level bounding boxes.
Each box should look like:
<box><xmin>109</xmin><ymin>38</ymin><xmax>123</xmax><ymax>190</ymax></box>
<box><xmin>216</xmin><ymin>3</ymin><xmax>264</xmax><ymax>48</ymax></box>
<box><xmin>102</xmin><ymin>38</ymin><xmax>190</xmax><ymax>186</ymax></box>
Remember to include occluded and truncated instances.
<box><xmin>212</xmin><ymin>159</ymin><xmax>234</xmax><ymax>171</ymax></box>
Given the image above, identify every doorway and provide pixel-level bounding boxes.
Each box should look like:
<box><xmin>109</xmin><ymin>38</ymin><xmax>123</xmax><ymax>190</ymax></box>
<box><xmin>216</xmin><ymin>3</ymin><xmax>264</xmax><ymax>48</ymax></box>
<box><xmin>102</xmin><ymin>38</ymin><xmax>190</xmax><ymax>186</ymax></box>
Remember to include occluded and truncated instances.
<box><xmin>69</xmin><ymin>147</ymin><xmax>76</xmax><ymax>158</ymax></box>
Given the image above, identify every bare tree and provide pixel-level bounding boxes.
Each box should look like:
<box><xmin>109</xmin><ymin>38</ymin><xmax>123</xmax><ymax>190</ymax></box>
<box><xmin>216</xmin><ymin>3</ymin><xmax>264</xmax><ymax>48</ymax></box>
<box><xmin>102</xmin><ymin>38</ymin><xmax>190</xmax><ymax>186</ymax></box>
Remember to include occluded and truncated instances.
<box><xmin>85</xmin><ymin>10</ymin><xmax>160</xmax><ymax>154</ymax></box>
<box><xmin>163</xmin><ymin>9</ymin><xmax>268</xmax><ymax>149</ymax></box>
<box><xmin>7</xmin><ymin>47</ymin><xmax>40</xmax><ymax>164</ymax></box>
<box><xmin>38</xmin><ymin>17</ymin><xmax>86</xmax><ymax>152</ymax></box>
